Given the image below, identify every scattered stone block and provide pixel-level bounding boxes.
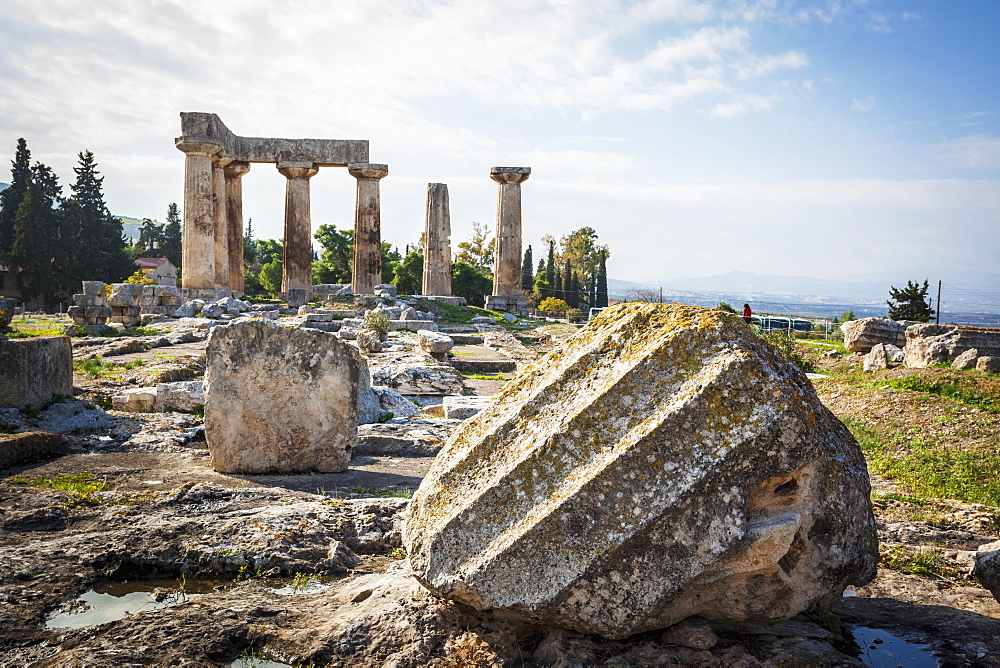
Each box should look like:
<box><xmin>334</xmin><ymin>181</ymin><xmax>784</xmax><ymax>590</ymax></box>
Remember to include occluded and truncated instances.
<box><xmin>841</xmin><ymin>318</ymin><xmax>910</xmax><ymax>353</ymax></box>
<box><xmin>374</xmin><ymin>283</ymin><xmax>397</xmax><ymax>298</ymax></box>
<box><xmin>155</xmin><ymin>381</ymin><xmax>204</xmax><ymax>412</ymax></box>
<box><xmin>111</xmin><ymin>387</ymin><xmax>158</xmax><ymax>413</ymax></box>
<box><xmin>442</xmin><ymin>395</ymin><xmax>491</xmax><ymax>419</ymax></box>
<box><xmin>405</xmin><ymin>303</ymin><xmax>877</xmax><ymax>639</ymax></box>
<box><xmin>286</xmin><ymin>288</ymin><xmax>308</xmax><ymax>308</ymax></box>
<box><xmin>0</xmin><ymin>336</ymin><xmax>73</xmax><ymax>410</ymax></box>
<box><xmin>82</xmin><ymin>280</ymin><xmax>105</xmax><ymax>295</ymax></box>
<box><xmin>204</xmin><ymin>319</ymin><xmax>362</xmax><ymax>473</ymax></box>
<box><xmin>0</xmin><ymin>431</ymin><xmax>84</xmax><ymax>470</ymax></box>
<box><xmin>862</xmin><ymin>343</ymin><xmax>889</xmax><ymax>372</ymax></box>
<box><xmin>356</xmin><ymin>330</ymin><xmax>383</xmax><ymax>353</ymax></box>
<box><xmin>306</xmin><ymin>313</ymin><xmax>333</xmax><ymax>322</ymax></box>
<box><xmin>973</xmin><ymin>541</ymin><xmax>1000</xmax><ymax>602</ymax></box>
<box><xmin>977</xmin><ymin>356</ymin><xmax>1000</xmax><ymax>373</ymax></box>
<box><xmin>370</xmin><ymin>385</ymin><xmax>421</xmax><ymax>418</ymax></box>
<box><xmin>952</xmin><ymin>348</ymin><xmax>980</xmax><ymax>370</ymax></box>
<box><xmin>418</xmin><ymin>330</ymin><xmax>453</xmax><ymax>355</ymax></box>
<box><xmin>661</xmin><ymin>618</ymin><xmax>718</xmax><ymax>650</ymax></box>
<box><xmin>370</xmin><ymin>363</ymin><xmax>464</xmax><ymax>396</ymax></box>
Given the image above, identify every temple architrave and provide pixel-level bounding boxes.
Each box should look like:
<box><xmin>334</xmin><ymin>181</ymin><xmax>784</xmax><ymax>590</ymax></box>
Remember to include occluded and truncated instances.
<box><xmin>175</xmin><ymin>112</ymin><xmax>384</xmax><ymax>302</ymax></box>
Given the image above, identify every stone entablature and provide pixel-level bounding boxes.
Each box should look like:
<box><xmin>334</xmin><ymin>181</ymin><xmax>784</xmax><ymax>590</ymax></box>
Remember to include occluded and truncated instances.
<box><xmin>178</xmin><ymin>112</ymin><xmax>368</xmax><ymax>166</ymax></box>
<box><xmin>176</xmin><ymin>113</ymin><xmax>384</xmax><ymax>297</ymax></box>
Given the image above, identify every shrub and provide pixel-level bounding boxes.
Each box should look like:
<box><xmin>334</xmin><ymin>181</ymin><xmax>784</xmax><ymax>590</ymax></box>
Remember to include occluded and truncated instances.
<box><xmin>362</xmin><ymin>311</ymin><xmax>392</xmax><ymax>340</ymax></box>
<box><xmin>538</xmin><ymin>297</ymin><xmax>570</xmax><ymax>314</ymax></box>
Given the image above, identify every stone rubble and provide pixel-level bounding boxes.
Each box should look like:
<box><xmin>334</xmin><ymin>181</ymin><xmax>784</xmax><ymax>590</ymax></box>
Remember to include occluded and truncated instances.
<box><xmin>841</xmin><ymin>317</ymin><xmax>911</xmax><ymax>353</ymax></box>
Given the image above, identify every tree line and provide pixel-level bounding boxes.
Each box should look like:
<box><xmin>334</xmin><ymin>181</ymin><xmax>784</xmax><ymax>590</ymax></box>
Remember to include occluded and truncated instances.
<box><xmin>242</xmin><ymin>221</ymin><xmax>610</xmax><ymax>311</ymax></box>
<box><xmin>0</xmin><ymin>139</ymin><xmax>134</xmax><ymax>305</ymax></box>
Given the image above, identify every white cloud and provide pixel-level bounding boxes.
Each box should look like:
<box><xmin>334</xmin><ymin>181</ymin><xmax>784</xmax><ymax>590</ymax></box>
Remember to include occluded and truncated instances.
<box><xmin>851</xmin><ymin>96</ymin><xmax>876</xmax><ymax>111</ymax></box>
<box><xmin>708</xmin><ymin>92</ymin><xmax>779</xmax><ymax>118</ymax></box>
<box><xmin>935</xmin><ymin>136</ymin><xmax>1000</xmax><ymax>170</ymax></box>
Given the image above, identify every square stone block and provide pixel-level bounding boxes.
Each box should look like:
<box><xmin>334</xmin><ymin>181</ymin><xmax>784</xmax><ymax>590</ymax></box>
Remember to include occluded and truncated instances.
<box><xmin>68</xmin><ymin>306</ymin><xmax>84</xmax><ymax>318</ymax></box>
<box><xmin>142</xmin><ymin>285</ymin><xmax>157</xmax><ymax>296</ymax></box>
<box><xmin>0</xmin><ymin>336</ymin><xmax>73</xmax><ymax>409</ymax></box>
<box><xmin>159</xmin><ymin>295</ymin><xmax>179</xmax><ymax>306</ymax></box>
<box><xmin>154</xmin><ymin>286</ymin><xmax>179</xmax><ymax>297</ymax></box>
<box><xmin>138</xmin><ymin>295</ymin><xmax>158</xmax><ymax>306</ymax></box>
<box><xmin>73</xmin><ymin>294</ymin><xmax>103</xmax><ymax>307</ymax></box>
<box><xmin>82</xmin><ymin>281</ymin><xmax>105</xmax><ymax>295</ymax></box>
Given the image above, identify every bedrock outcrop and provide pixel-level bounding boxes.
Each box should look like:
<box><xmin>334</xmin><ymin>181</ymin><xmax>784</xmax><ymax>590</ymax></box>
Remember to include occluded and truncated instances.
<box><xmin>405</xmin><ymin>303</ymin><xmax>878</xmax><ymax>639</ymax></box>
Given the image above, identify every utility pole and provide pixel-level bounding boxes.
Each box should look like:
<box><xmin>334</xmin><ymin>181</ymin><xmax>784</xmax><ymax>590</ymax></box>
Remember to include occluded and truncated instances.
<box><xmin>936</xmin><ymin>280</ymin><xmax>942</xmax><ymax>324</ymax></box>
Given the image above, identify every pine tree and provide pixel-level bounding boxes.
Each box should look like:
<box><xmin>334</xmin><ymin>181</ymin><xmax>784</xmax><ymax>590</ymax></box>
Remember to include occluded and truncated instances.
<box><xmin>887</xmin><ymin>280</ymin><xmax>934</xmax><ymax>322</ymax></box>
<box><xmin>137</xmin><ymin>218</ymin><xmax>164</xmax><ymax>256</ymax></box>
<box><xmin>545</xmin><ymin>241</ymin><xmax>556</xmax><ymax>298</ymax></box>
<box><xmin>0</xmin><ymin>138</ymin><xmax>31</xmax><ymax>262</ymax></box>
<box><xmin>8</xmin><ymin>163</ymin><xmax>66</xmax><ymax>302</ymax></box>
<box><xmin>521</xmin><ymin>245</ymin><xmax>533</xmax><ymax>291</ymax></box>
<box><xmin>563</xmin><ymin>259</ymin><xmax>573</xmax><ymax>308</ymax></box>
<box><xmin>596</xmin><ymin>252</ymin><xmax>608</xmax><ymax>308</ymax></box>
<box><xmin>162</xmin><ymin>203</ymin><xmax>182</xmax><ymax>267</ymax></box>
<box><xmin>64</xmin><ymin>151</ymin><xmax>132</xmax><ymax>283</ymax></box>
<box><xmin>553</xmin><ymin>265</ymin><xmax>562</xmax><ymax>301</ymax></box>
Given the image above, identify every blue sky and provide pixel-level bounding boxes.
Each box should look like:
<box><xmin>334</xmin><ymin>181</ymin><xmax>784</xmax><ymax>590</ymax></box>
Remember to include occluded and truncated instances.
<box><xmin>1</xmin><ymin>0</ymin><xmax>997</xmax><ymax>284</ymax></box>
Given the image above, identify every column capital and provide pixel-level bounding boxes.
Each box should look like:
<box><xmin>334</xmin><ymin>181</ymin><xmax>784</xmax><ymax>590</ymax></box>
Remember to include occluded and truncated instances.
<box><xmin>490</xmin><ymin>166</ymin><xmax>530</xmax><ymax>185</ymax></box>
<box><xmin>348</xmin><ymin>163</ymin><xmax>389</xmax><ymax>180</ymax></box>
<box><xmin>175</xmin><ymin>137</ymin><xmax>223</xmax><ymax>157</ymax></box>
<box><xmin>277</xmin><ymin>161</ymin><xmax>319</xmax><ymax>179</ymax></box>
<box><xmin>224</xmin><ymin>160</ymin><xmax>251</xmax><ymax>178</ymax></box>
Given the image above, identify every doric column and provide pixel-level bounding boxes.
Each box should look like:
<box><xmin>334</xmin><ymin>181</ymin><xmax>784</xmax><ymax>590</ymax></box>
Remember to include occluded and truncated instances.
<box><xmin>212</xmin><ymin>156</ymin><xmax>233</xmax><ymax>290</ymax></box>
<box><xmin>490</xmin><ymin>167</ymin><xmax>530</xmax><ymax>297</ymax></box>
<box><xmin>174</xmin><ymin>139</ymin><xmax>222</xmax><ymax>290</ymax></box>
<box><xmin>422</xmin><ymin>183</ymin><xmax>452</xmax><ymax>296</ymax></box>
<box><xmin>224</xmin><ymin>161</ymin><xmax>251</xmax><ymax>294</ymax></box>
<box><xmin>349</xmin><ymin>163</ymin><xmax>389</xmax><ymax>295</ymax></box>
<box><xmin>277</xmin><ymin>162</ymin><xmax>319</xmax><ymax>298</ymax></box>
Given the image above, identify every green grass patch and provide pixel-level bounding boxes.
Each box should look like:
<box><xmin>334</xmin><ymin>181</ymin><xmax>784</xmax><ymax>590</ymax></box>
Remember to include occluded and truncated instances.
<box><xmin>72</xmin><ymin>356</ymin><xmax>145</xmax><ymax>379</ymax></box>
<box><xmin>341</xmin><ymin>486</ymin><xmax>414</xmax><ymax>499</ymax></box>
<box><xmin>873</xmin><ymin>374</ymin><xmax>1000</xmax><ymax>413</ymax></box>
<box><xmin>844</xmin><ymin>417</ymin><xmax>1000</xmax><ymax>505</ymax></box>
<box><xmin>433</xmin><ymin>301</ymin><xmax>506</xmax><ymax>325</ymax></box>
<box><xmin>4</xmin><ymin>473</ymin><xmax>154</xmax><ymax>509</ymax></box>
<box><xmin>880</xmin><ymin>544</ymin><xmax>962</xmax><ymax>579</ymax></box>
<box><xmin>459</xmin><ymin>371</ymin><xmax>507</xmax><ymax>381</ymax></box>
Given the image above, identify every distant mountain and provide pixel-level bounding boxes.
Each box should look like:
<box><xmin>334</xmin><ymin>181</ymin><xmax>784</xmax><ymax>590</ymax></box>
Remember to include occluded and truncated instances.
<box><xmin>0</xmin><ymin>182</ymin><xmax>8</xmax><ymax>192</ymax></box>
<box><xmin>609</xmin><ymin>270</ymin><xmax>1000</xmax><ymax>326</ymax></box>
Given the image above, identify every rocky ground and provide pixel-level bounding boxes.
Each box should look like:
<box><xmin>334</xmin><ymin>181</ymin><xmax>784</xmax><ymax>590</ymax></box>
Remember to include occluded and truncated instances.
<box><xmin>0</xmin><ymin>315</ymin><xmax>998</xmax><ymax>666</ymax></box>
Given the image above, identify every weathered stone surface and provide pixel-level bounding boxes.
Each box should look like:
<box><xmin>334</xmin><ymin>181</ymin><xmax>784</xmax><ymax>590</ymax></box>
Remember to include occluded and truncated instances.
<box><xmin>903</xmin><ymin>323</ymin><xmax>1000</xmax><ymax>368</ymax></box>
<box><xmin>418</xmin><ymin>330</ymin><xmax>453</xmax><ymax>355</ymax></box>
<box><xmin>405</xmin><ymin>304</ymin><xmax>877</xmax><ymax>639</ymax></box>
<box><xmin>0</xmin><ymin>297</ymin><xmax>16</xmax><ymax>328</ymax></box>
<box><xmin>205</xmin><ymin>319</ymin><xmax>361</xmax><ymax>473</ymax></box>
<box><xmin>370</xmin><ymin>363</ymin><xmax>463</xmax><ymax>396</ymax></box>
<box><xmin>841</xmin><ymin>318</ymin><xmax>910</xmax><ymax>353</ymax></box>
<box><xmin>978</xmin><ymin>356</ymin><xmax>1000</xmax><ymax>373</ymax></box>
<box><xmin>952</xmin><ymin>348</ymin><xmax>980</xmax><ymax>370</ymax></box>
<box><xmin>356</xmin><ymin>417</ymin><xmax>462</xmax><ymax>456</ymax></box>
<box><xmin>0</xmin><ymin>336</ymin><xmax>73</xmax><ymax>410</ymax></box>
<box><xmin>660</xmin><ymin>618</ymin><xmax>718</xmax><ymax>650</ymax></box>
<box><xmin>356</xmin><ymin>330</ymin><xmax>383</xmax><ymax>353</ymax></box>
<box><xmin>0</xmin><ymin>431</ymin><xmax>84</xmax><ymax>470</ymax></box>
<box><xmin>156</xmin><ymin>381</ymin><xmax>204</xmax><ymax>412</ymax></box>
<box><xmin>862</xmin><ymin>343</ymin><xmax>889</xmax><ymax>372</ymax></box>
<box><xmin>111</xmin><ymin>387</ymin><xmax>158</xmax><ymax>413</ymax></box>
<box><xmin>973</xmin><ymin>541</ymin><xmax>1000</xmax><ymax>602</ymax></box>
<box><xmin>371</xmin><ymin>385</ymin><xmax>422</xmax><ymax>419</ymax></box>
<box><xmin>442</xmin><ymin>395</ymin><xmax>491</xmax><ymax>420</ymax></box>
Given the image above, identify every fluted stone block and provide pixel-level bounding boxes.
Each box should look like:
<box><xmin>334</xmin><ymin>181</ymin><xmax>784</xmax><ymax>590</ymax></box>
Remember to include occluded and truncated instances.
<box><xmin>205</xmin><ymin>319</ymin><xmax>361</xmax><ymax>473</ymax></box>
<box><xmin>405</xmin><ymin>304</ymin><xmax>877</xmax><ymax>639</ymax></box>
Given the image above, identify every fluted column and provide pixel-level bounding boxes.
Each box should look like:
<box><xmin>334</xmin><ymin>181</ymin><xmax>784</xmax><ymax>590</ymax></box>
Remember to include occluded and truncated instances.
<box><xmin>490</xmin><ymin>167</ymin><xmax>530</xmax><ymax>297</ymax></box>
<box><xmin>349</xmin><ymin>163</ymin><xmax>389</xmax><ymax>295</ymax></box>
<box><xmin>212</xmin><ymin>156</ymin><xmax>232</xmax><ymax>290</ymax></box>
<box><xmin>422</xmin><ymin>183</ymin><xmax>452</xmax><ymax>296</ymax></box>
<box><xmin>175</xmin><ymin>139</ymin><xmax>222</xmax><ymax>289</ymax></box>
<box><xmin>277</xmin><ymin>161</ymin><xmax>319</xmax><ymax>297</ymax></box>
<box><xmin>224</xmin><ymin>161</ymin><xmax>251</xmax><ymax>294</ymax></box>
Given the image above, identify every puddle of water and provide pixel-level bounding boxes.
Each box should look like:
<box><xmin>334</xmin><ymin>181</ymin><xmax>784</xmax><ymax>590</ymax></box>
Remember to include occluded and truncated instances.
<box><xmin>851</xmin><ymin>626</ymin><xmax>938</xmax><ymax>668</ymax></box>
<box><xmin>46</xmin><ymin>578</ymin><xmax>223</xmax><ymax>629</ymax></box>
<box><xmin>229</xmin><ymin>659</ymin><xmax>291</xmax><ymax>668</ymax></box>
<box><xmin>263</xmin><ymin>574</ymin><xmax>339</xmax><ymax>596</ymax></box>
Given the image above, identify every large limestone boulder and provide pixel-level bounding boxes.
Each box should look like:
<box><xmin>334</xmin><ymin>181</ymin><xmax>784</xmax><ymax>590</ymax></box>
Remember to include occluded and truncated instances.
<box><xmin>903</xmin><ymin>323</ymin><xmax>1000</xmax><ymax>368</ymax></box>
<box><xmin>840</xmin><ymin>318</ymin><xmax>910</xmax><ymax>353</ymax></box>
<box><xmin>862</xmin><ymin>343</ymin><xmax>889</xmax><ymax>372</ymax></box>
<box><xmin>0</xmin><ymin>336</ymin><xmax>73</xmax><ymax>410</ymax></box>
<box><xmin>973</xmin><ymin>541</ymin><xmax>1000</xmax><ymax>602</ymax></box>
<box><xmin>405</xmin><ymin>304</ymin><xmax>877</xmax><ymax>639</ymax></box>
<box><xmin>204</xmin><ymin>320</ymin><xmax>362</xmax><ymax>473</ymax></box>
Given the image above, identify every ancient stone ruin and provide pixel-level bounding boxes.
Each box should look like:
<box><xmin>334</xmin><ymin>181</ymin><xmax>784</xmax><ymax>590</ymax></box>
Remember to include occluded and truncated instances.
<box><xmin>485</xmin><ymin>166</ymin><xmax>530</xmax><ymax>315</ymax></box>
<box><xmin>175</xmin><ymin>112</ymin><xmax>385</xmax><ymax>303</ymax></box>
<box><xmin>844</xmin><ymin>316</ymin><xmax>1000</xmax><ymax>371</ymax></box>
<box><xmin>0</xmin><ymin>336</ymin><xmax>72</xmax><ymax>410</ymax></box>
<box><xmin>406</xmin><ymin>303</ymin><xmax>878</xmax><ymax>639</ymax></box>
<box><xmin>422</xmin><ymin>183</ymin><xmax>452</xmax><ymax>297</ymax></box>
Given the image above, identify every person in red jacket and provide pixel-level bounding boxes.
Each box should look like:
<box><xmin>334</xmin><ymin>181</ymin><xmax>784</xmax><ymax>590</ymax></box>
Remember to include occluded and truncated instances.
<box><xmin>742</xmin><ymin>303</ymin><xmax>752</xmax><ymax>324</ymax></box>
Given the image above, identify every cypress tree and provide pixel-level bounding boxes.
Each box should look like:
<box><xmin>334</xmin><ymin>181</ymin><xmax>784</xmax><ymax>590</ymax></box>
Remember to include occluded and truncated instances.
<box><xmin>570</xmin><ymin>272</ymin><xmax>581</xmax><ymax>310</ymax></box>
<box><xmin>553</xmin><ymin>265</ymin><xmax>562</xmax><ymax>301</ymax></box>
<box><xmin>545</xmin><ymin>241</ymin><xmax>556</xmax><ymax>298</ymax></box>
<box><xmin>0</xmin><ymin>138</ymin><xmax>31</xmax><ymax>262</ymax></box>
<box><xmin>65</xmin><ymin>151</ymin><xmax>132</xmax><ymax>283</ymax></box>
<box><xmin>521</xmin><ymin>245</ymin><xmax>533</xmax><ymax>291</ymax></box>
<box><xmin>596</xmin><ymin>252</ymin><xmax>608</xmax><ymax>308</ymax></box>
<box><xmin>8</xmin><ymin>163</ymin><xmax>66</xmax><ymax>303</ymax></box>
<box><xmin>564</xmin><ymin>259</ymin><xmax>573</xmax><ymax>307</ymax></box>
<box><xmin>163</xmin><ymin>202</ymin><xmax>182</xmax><ymax>267</ymax></box>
